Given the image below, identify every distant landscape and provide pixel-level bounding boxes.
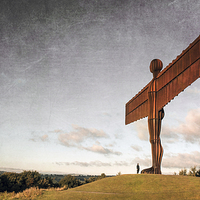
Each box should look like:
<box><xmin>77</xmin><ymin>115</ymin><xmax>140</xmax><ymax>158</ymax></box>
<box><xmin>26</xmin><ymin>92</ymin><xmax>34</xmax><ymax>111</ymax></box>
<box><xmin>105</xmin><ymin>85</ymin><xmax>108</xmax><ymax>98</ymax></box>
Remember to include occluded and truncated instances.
<box><xmin>0</xmin><ymin>170</ymin><xmax>114</xmax><ymax>185</ymax></box>
<box><xmin>1</xmin><ymin>172</ymin><xmax>200</xmax><ymax>200</ymax></box>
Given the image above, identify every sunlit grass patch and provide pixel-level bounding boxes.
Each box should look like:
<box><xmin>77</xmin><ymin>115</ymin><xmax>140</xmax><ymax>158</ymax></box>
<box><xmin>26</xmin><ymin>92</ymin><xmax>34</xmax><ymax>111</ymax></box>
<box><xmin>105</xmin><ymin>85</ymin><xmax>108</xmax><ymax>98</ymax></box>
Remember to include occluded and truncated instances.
<box><xmin>1</xmin><ymin>175</ymin><xmax>200</xmax><ymax>199</ymax></box>
<box><xmin>36</xmin><ymin>174</ymin><xmax>200</xmax><ymax>200</ymax></box>
<box><xmin>14</xmin><ymin>187</ymin><xmax>42</xmax><ymax>199</ymax></box>
<box><xmin>0</xmin><ymin>187</ymin><xmax>67</xmax><ymax>200</ymax></box>
<box><xmin>0</xmin><ymin>187</ymin><xmax>42</xmax><ymax>200</ymax></box>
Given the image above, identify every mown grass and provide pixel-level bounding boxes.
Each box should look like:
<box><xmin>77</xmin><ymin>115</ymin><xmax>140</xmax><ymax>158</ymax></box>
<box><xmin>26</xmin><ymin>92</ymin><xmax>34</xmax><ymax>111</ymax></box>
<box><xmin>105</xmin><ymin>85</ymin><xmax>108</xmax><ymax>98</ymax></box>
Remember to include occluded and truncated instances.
<box><xmin>36</xmin><ymin>174</ymin><xmax>200</xmax><ymax>200</ymax></box>
<box><xmin>1</xmin><ymin>174</ymin><xmax>200</xmax><ymax>199</ymax></box>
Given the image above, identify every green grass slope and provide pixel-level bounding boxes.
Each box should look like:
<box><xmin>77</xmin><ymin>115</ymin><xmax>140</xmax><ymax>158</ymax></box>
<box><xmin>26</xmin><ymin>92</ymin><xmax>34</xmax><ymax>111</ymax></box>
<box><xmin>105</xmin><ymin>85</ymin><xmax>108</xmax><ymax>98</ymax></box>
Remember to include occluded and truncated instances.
<box><xmin>36</xmin><ymin>174</ymin><xmax>200</xmax><ymax>200</ymax></box>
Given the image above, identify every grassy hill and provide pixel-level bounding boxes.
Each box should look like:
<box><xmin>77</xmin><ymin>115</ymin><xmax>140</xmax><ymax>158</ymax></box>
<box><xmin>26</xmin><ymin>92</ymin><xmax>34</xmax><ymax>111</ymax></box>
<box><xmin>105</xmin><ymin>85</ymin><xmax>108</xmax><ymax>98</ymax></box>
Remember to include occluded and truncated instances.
<box><xmin>35</xmin><ymin>174</ymin><xmax>200</xmax><ymax>200</ymax></box>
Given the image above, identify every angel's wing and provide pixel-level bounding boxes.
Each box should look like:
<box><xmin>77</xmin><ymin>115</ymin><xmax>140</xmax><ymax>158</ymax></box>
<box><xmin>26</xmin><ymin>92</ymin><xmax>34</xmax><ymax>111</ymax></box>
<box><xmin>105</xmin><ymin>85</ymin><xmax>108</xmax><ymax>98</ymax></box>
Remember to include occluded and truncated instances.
<box><xmin>125</xmin><ymin>35</ymin><xmax>200</xmax><ymax>125</ymax></box>
<box><xmin>125</xmin><ymin>82</ymin><xmax>150</xmax><ymax>125</ymax></box>
<box><xmin>156</xmin><ymin>35</ymin><xmax>200</xmax><ymax>110</ymax></box>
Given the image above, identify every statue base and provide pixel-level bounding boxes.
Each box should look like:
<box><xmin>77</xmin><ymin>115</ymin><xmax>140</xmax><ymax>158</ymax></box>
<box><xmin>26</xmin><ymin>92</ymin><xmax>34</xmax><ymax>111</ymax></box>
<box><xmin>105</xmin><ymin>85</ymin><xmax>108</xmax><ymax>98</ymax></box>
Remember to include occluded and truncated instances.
<box><xmin>141</xmin><ymin>166</ymin><xmax>161</xmax><ymax>174</ymax></box>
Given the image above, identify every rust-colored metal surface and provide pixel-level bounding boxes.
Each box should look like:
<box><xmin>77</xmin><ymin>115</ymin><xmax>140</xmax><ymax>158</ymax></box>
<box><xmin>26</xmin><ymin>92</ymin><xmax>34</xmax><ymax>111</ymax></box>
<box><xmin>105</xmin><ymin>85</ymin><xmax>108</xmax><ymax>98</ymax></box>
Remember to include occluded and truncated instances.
<box><xmin>156</xmin><ymin>36</ymin><xmax>200</xmax><ymax>110</ymax></box>
<box><xmin>125</xmin><ymin>83</ymin><xmax>149</xmax><ymax>124</ymax></box>
<box><xmin>125</xmin><ymin>35</ymin><xmax>200</xmax><ymax>174</ymax></box>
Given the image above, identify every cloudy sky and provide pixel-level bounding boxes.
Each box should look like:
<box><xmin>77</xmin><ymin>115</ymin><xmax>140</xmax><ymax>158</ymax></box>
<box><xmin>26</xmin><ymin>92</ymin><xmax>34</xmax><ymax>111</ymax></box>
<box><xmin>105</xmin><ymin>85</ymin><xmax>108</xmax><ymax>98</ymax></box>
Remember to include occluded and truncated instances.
<box><xmin>0</xmin><ymin>0</ymin><xmax>200</xmax><ymax>175</ymax></box>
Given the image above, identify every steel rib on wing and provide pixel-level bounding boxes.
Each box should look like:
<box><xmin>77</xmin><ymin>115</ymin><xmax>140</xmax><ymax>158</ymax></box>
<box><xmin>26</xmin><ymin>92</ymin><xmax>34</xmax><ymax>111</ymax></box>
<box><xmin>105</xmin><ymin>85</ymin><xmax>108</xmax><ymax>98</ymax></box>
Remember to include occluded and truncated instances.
<box><xmin>125</xmin><ymin>82</ymin><xmax>150</xmax><ymax>125</ymax></box>
<box><xmin>156</xmin><ymin>35</ymin><xmax>200</xmax><ymax>111</ymax></box>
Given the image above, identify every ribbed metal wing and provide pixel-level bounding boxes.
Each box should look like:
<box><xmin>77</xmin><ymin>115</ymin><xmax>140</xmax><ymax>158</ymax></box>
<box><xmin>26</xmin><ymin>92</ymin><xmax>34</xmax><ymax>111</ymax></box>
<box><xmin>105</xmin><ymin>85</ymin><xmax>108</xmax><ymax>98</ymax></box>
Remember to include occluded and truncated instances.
<box><xmin>125</xmin><ymin>35</ymin><xmax>200</xmax><ymax>125</ymax></box>
<box><xmin>125</xmin><ymin>82</ymin><xmax>150</xmax><ymax>125</ymax></box>
<box><xmin>156</xmin><ymin>35</ymin><xmax>200</xmax><ymax>110</ymax></box>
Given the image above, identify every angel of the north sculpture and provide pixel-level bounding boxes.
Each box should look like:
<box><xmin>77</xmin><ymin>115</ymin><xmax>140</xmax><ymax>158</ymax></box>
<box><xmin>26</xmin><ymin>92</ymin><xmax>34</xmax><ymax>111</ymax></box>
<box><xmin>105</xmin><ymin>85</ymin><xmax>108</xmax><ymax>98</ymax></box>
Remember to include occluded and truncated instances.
<box><xmin>125</xmin><ymin>35</ymin><xmax>200</xmax><ymax>174</ymax></box>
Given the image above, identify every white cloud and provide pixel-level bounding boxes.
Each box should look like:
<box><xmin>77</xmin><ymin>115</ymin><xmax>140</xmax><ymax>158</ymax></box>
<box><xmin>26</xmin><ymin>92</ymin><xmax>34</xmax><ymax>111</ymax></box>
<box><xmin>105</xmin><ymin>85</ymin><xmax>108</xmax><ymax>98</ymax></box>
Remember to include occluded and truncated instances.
<box><xmin>135</xmin><ymin>119</ymin><xmax>148</xmax><ymax>141</ymax></box>
<box><xmin>131</xmin><ymin>156</ymin><xmax>151</xmax><ymax>167</ymax></box>
<box><xmin>58</xmin><ymin>125</ymin><xmax>108</xmax><ymax>147</ymax></box>
<box><xmin>163</xmin><ymin>151</ymin><xmax>200</xmax><ymax>168</ymax></box>
<box><xmin>83</xmin><ymin>144</ymin><xmax>122</xmax><ymax>155</ymax></box>
<box><xmin>30</xmin><ymin>132</ymin><xmax>49</xmax><ymax>142</ymax></box>
<box><xmin>72</xmin><ymin>124</ymin><xmax>108</xmax><ymax>138</ymax></box>
<box><xmin>161</xmin><ymin>125</ymin><xmax>179</xmax><ymax>143</ymax></box>
<box><xmin>57</xmin><ymin>125</ymin><xmax>121</xmax><ymax>155</ymax></box>
<box><xmin>55</xmin><ymin>161</ymin><xmax>112</xmax><ymax>167</ymax></box>
<box><xmin>114</xmin><ymin>161</ymin><xmax>130</xmax><ymax>166</ymax></box>
<box><xmin>175</xmin><ymin>108</ymin><xmax>200</xmax><ymax>143</ymax></box>
<box><xmin>57</xmin><ymin>156</ymin><xmax>199</xmax><ymax>171</ymax></box>
<box><xmin>131</xmin><ymin>145</ymin><xmax>141</xmax><ymax>152</ymax></box>
<box><xmin>41</xmin><ymin>134</ymin><xmax>48</xmax><ymax>141</ymax></box>
<box><xmin>55</xmin><ymin>160</ymin><xmax>134</xmax><ymax>167</ymax></box>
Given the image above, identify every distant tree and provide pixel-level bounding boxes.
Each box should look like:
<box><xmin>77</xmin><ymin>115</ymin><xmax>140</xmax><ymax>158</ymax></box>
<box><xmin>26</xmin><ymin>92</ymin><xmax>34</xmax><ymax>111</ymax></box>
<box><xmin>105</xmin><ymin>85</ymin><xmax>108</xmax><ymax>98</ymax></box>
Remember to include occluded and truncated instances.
<box><xmin>0</xmin><ymin>170</ymin><xmax>55</xmax><ymax>193</ymax></box>
<box><xmin>116</xmin><ymin>172</ymin><xmax>121</xmax><ymax>176</ymax></box>
<box><xmin>100</xmin><ymin>173</ymin><xmax>106</xmax><ymax>179</ymax></box>
<box><xmin>84</xmin><ymin>173</ymin><xmax>106</xmax><ymax>184</ymax></box>
<box><xmin>59</xmin><ymin>175</ymin><xmax>80</xmax><ymax>188</ymax></box>
<box><xmin>38</xmin><ymin>176</ymin><xmax>54</xmax><ymax>189</ymax></box>
<box><xmin>179</xmin><ymin>168</ymin><xmax>187</xmax><ymax>176</ymax></box>
<box><xmin>21</xmin><ymin>170</ymin><xmax>41</xmax><ymax>188</ymax></box>
<box><xmin>1</xmin><ymin>172</ymin><xmax>22</xmax><ymax>192</ymax></box>
<box><xmin>196</xmin><ymin>168</ymin><xmax>200</xmax><ymax>177</ymax></box>
<box><xmin>0</xmin><ymin>173</ymin><xmax>10</xmax><ymax>192</ymax></box>
<box><xmin>188</xmin><ymin>166</ymin><xmax>197</xmax><ymax>176</ymax></box>
<box><xmin>84</xmin><ymin>176</ymin><xmax>97</xmax><ymax>183</ymax></box>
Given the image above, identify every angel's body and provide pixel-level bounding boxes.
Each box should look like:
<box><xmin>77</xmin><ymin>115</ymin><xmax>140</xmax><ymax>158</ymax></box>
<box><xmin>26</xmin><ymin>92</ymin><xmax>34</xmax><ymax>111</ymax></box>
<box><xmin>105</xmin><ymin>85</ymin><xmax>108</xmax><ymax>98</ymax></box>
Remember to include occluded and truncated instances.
<box><xmin>141</xmin><ymin>59</ymin><xmax>164</xmax><ymax>174</ymax></box>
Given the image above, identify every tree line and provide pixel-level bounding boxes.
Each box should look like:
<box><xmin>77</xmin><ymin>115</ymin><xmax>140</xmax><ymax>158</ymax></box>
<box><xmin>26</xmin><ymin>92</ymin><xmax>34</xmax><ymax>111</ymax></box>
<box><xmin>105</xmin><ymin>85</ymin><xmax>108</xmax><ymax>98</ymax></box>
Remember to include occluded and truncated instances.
<box><xmin>0</xmin><ymin>170</ymin><xmax>106</xmax><ymax>193</ymax></box>
<box><xmin>179</xmin><ymin>166</ymin><xmax>200</xmax><ymax>176</ymax></box>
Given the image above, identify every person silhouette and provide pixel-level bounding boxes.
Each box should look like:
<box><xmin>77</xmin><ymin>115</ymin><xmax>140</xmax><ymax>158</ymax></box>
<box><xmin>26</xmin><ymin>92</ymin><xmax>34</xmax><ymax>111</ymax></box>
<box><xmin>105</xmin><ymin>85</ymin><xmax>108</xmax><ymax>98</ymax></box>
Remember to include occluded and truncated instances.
<box><xmin>137</xmin><ymin>163</ymin><xmax>140</xmax><ymax>174</ymax></box>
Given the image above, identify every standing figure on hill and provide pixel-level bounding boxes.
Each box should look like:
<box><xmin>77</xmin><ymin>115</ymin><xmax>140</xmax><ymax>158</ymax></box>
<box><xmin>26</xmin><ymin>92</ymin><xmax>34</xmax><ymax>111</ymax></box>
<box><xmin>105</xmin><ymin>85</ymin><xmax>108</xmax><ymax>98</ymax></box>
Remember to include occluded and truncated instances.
<box><xmin>141</xmin><ymin>59</ymin><xmax>164</xmax><ymax>174</ymax></box>
<box><xmin>137</xmin><ymin>163</ymin><xmax>140</xmax><ymax>174</ymax></box>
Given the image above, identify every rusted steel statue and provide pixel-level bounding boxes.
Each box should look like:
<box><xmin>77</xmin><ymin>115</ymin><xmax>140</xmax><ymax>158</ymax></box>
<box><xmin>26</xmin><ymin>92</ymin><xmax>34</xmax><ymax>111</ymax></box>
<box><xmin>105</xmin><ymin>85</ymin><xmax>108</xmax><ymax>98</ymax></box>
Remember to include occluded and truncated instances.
<box><xmin>126</xmin><ymin>35</ymin><xmax>200</xmax><ymax>174</ymax></box>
